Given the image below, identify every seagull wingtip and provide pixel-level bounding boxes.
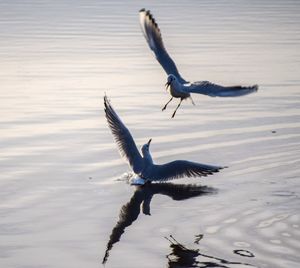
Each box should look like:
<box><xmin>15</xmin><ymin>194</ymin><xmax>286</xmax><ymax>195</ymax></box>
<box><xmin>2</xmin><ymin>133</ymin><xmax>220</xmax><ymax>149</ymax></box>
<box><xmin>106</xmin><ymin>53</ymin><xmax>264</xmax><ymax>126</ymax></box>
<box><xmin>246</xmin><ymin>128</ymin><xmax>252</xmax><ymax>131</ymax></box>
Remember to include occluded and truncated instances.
<box><xmin>104</xmin><ymin>94</ymin><xmax>110</xmax><ymax>109</ymax></box>
<box><xmin>221</xmin><ymin>166</ymin><xmax>228</xmax><ymax>170</ymax></box>
<box><xmin>139</xmin><ymin>8</ymin><xmax>146</xmax><ymax>13</ymax></box>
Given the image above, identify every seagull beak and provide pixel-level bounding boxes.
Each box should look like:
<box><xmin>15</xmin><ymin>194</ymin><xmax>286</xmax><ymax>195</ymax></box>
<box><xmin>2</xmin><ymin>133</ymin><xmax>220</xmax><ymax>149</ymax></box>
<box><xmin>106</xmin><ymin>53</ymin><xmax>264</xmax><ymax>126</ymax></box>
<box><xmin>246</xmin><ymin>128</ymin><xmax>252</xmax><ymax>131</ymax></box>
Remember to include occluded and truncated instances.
<box><xmin>165</xmin><ymin>81</ymin><xmax>170</xmax><ymax>90</ymax></box>
<box><xmin>147</xmin><ymin>138</ymin><xmax>152</xmax><ymax>146</ymax></box>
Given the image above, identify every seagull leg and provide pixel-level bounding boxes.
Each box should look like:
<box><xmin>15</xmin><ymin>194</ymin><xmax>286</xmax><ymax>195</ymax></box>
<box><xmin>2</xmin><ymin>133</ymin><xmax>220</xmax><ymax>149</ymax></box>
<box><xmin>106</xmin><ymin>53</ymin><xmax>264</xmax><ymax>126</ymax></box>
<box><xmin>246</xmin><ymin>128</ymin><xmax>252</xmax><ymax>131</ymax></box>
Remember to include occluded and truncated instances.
<box><xmin>171</xmin><ymin>98</ymin><xmax>183</xmax><ymax>118</ymax></box>
<box><xmin>162</xmin><ymin>97</ymin><xmax>173</xmax><ymax>111</ymax></box>
<box><xmin>190</xmin><ymin>96</ymin><xmax>195</xmax><ymax>106</ymax></box>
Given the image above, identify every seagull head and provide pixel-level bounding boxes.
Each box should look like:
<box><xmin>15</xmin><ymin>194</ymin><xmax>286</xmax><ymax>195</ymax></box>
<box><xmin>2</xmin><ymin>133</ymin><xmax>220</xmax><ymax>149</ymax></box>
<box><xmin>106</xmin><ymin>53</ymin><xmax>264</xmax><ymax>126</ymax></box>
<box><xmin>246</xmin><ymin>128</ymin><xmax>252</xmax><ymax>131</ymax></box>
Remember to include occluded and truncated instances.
<box><xmin>141</xmin><ymin>138</ymin><xmax>152</xmax><ymax>155</ymax></box>
<box><xmin>165</xmin><ymin>74</ymin><xmax>177</xmax><ymax>89</ymax></box>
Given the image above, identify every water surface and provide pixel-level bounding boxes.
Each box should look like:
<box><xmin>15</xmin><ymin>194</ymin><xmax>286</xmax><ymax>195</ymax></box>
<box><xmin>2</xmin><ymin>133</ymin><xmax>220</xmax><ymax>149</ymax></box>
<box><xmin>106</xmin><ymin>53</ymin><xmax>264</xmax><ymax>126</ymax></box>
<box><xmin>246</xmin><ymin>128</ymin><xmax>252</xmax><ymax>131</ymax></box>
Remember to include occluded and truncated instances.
<box><xmin>0</xmin><ymin>1</ymin><xmax>300</xmax><ymax>267</ymax></box>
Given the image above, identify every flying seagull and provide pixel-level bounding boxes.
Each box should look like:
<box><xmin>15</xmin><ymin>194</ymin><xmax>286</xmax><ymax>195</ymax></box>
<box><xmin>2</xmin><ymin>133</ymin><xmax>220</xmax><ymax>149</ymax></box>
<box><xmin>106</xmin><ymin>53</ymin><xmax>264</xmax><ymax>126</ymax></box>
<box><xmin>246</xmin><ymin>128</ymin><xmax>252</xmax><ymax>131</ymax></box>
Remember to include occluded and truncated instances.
<box><xmin>139</xmin><ymin>8</ymin><xmax>258</xmax><ymax>118</ymax></box>
<box><xmin>104</xmin><ymin>96</ymin><xmax>225</xmax><ymax>185</ymax></box>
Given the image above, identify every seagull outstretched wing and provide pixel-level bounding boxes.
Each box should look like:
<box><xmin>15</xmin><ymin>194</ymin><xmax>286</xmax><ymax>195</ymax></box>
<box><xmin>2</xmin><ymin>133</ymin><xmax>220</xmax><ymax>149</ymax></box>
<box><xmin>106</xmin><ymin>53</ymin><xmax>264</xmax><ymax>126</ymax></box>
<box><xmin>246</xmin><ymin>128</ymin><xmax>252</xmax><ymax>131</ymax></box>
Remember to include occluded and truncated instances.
<box><xmin>186</xmin><ymin>81</ymin><xmax>258</xmax><ymax>97</ymax></box>
<box><xmin>148</xmin><ymin>160</ymin><xmax>225</xmax><ymax>181</ymax></box>
<box><xmin>104</xmin><ymin>96</ymin><xmax>143</xmax><ymax>174</ymax></box>
<box><xmin>139</xmin><ymin>8</ymin><xmax>186</xmax><ymax>84</ymax></box>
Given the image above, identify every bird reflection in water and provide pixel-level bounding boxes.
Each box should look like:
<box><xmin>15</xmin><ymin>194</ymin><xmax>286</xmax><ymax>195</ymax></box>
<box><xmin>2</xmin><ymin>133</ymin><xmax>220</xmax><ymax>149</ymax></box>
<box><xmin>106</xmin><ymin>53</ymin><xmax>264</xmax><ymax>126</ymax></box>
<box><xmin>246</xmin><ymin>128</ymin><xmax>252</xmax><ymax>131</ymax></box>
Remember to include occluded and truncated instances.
<box><xmin>166</xmin><ymin>235</ymin><xmax>256</xmax><ymax>268</ymax></box>
<box><xmin>102</xmin><ymin>183</ymin><xmax>216</xmax><ymax>264</ymax></box>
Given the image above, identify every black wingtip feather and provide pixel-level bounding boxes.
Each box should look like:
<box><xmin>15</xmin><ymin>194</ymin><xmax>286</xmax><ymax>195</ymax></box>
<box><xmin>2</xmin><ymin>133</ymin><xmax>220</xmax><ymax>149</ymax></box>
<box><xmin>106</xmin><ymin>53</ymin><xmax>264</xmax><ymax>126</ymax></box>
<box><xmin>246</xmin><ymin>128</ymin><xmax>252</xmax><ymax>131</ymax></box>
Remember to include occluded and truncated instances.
<box><xmin>145</xmin><ymin>10</ymin><xmax>161</xmax><ymax>35</ymax></box>
<box><xmin>139</xmin><ymin>8</ymin><xmax>145</xmax><ymax>12</ymax></box>
<box><xmin>104</xmin><ymin>94</ymin><xmax>109</xmax><ymax>106</ymax></box>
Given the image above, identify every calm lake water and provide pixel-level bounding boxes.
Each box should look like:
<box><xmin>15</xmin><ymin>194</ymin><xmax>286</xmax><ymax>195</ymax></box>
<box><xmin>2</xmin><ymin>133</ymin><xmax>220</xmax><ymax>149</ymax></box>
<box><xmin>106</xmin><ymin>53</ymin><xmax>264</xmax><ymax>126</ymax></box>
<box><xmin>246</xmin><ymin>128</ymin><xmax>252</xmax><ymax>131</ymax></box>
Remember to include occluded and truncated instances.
<box><xmin>1</xmin><ymin>0</ymin><xmax>300</xmax><ymax>267</ymax></box>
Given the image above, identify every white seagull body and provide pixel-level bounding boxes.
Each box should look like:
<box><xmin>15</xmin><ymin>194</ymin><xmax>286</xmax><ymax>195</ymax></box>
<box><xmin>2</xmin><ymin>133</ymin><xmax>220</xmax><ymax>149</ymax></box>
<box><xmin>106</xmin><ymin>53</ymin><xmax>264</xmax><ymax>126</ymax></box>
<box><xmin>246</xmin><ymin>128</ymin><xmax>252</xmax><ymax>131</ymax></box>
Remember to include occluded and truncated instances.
<box><xmin>130</xmin><ymin>175</ymin><xmax>146</xmax><ymax>185</ymax></box>
<box><xmin>139</xmin><ymin>9</ymin><xmax>258</xmax><ymax>118</ymax></box>
<box><xmin>104</xmin><ymin>96</ymin><xmax>225</xmax><ymax>185</ymax></box>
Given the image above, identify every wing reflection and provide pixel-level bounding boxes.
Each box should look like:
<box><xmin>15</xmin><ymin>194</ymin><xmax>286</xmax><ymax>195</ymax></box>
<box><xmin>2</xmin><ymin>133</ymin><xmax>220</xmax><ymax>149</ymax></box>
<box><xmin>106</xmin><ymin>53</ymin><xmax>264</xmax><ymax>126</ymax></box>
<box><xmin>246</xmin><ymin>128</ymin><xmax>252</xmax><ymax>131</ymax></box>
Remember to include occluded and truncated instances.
<box><xmin>166</xmin><ymin>235</ymin><xmax>256</xmax><ymax>268</ymax></box>
<box><xmin>102</xmin><ymin>183</ymin><xmax>216</xmax><ymax>264</ymax></box>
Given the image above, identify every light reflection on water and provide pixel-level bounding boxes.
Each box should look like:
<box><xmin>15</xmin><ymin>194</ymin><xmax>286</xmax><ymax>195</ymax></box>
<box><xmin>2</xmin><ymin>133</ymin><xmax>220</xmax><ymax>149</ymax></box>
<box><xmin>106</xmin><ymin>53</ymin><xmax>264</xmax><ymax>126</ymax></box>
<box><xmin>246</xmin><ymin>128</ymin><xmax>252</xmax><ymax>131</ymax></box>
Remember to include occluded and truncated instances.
<box><xmin>0</xmin><ymin>0</ymin><xmax>300</xmax><ymax>268</ymax></box>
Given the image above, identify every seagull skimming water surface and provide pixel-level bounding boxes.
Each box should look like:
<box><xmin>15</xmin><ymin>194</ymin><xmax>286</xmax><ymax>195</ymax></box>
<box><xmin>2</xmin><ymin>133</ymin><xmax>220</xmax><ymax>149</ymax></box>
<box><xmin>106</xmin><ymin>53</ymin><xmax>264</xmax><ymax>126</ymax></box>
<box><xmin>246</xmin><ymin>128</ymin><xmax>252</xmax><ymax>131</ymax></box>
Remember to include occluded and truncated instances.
<box><xmin>104</xmin><ymin>96</ymin><xmax>225</xmax><ymax>185</ymax></box>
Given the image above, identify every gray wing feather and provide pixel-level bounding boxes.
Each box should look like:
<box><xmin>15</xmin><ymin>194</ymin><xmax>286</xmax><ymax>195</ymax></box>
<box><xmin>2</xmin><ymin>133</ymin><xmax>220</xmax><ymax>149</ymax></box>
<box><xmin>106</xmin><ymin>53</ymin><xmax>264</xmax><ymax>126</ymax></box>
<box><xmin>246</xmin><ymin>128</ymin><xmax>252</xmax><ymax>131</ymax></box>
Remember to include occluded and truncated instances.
<box><xmin>148</xmin><ymin>160</ymin><xmax>225</xmax><ymax>181</ymax></box>
<box><xmin>187</xmin><ymin>81</ymin><xmax>258</xmax><ymax>97</ymax></box>
<box><xmin>104</xmin><ymin>96</ymin><xmax>143</xmax><ymax>174</ymax></box>
<box><xmin>139</xmin><ymin>9</ymin><xmax>186</xmax><ymax>84</ymax></box>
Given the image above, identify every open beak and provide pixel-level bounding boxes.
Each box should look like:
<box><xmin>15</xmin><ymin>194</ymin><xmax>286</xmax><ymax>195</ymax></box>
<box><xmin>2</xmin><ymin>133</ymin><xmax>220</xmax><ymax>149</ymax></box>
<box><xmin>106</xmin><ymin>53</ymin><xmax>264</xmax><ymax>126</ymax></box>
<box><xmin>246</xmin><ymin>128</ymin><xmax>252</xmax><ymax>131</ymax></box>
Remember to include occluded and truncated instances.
<box><xmin>147</xmin><ymin>138</ymin><xmax>152</xmax><ymax>146</ymax></box>
<box><xmin>165</xmin><ymin>81</ymin><xmax>170</xmax><ymax>90</ymax></box>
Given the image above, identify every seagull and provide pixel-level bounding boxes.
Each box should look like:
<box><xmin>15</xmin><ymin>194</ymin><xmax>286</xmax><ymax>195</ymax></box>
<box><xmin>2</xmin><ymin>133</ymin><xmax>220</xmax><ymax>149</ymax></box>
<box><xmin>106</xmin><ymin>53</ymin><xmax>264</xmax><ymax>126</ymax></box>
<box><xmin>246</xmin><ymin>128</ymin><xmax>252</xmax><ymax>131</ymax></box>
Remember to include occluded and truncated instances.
<box><xmin>104</xmin><ymin>95</ymin><xmax>225</xmax><ymax>185</ymax></box>
<box><xmin>139</xmin><ymin>8</ymin><xmax>258</xmax><ymax>118</ymax></box>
